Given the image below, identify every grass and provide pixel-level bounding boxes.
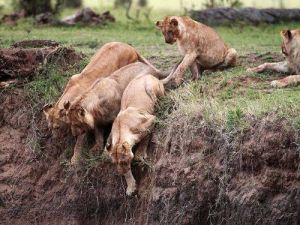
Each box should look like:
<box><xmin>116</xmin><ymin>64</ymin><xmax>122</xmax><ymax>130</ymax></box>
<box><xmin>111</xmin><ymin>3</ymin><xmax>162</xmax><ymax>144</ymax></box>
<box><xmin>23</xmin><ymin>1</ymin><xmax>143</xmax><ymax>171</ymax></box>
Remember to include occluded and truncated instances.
<box><xmin>1</xmin><ymin>12</ymin><xmax>300</xmax><ymax>131</ymax></box>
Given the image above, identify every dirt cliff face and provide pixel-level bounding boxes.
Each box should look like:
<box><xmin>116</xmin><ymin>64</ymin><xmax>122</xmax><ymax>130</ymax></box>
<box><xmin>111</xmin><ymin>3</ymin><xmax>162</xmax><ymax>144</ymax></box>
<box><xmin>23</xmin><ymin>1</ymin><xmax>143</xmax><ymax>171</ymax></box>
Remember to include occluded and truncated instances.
<box><xmin>0</xmin><ymin>87</ymin><xmax>299</xmax><ymax>225</ymax></box>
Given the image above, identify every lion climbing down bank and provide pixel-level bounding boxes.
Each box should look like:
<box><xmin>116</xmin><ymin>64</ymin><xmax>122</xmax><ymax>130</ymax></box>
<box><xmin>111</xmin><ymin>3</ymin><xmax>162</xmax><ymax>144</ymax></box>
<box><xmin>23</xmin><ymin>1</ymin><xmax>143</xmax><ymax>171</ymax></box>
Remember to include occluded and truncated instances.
<box><xmin>106</xmin><ymin>73</ymin><xmax>167</xmax><ymax>195</ymax></box>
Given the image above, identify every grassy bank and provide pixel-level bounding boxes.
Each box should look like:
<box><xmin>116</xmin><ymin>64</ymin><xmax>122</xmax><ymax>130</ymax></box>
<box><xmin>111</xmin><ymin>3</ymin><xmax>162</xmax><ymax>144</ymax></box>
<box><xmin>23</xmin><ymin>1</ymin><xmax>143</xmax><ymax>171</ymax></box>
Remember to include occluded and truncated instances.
<box><xmin>1</xmin><ymin>19</ymin><xmax>300</xmax><ymax>131</ymax></box>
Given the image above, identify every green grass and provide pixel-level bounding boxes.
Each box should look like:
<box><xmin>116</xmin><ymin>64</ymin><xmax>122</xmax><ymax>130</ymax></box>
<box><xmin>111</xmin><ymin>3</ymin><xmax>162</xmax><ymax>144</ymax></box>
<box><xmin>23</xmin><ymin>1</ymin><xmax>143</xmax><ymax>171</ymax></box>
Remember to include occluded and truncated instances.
<box><xmin>1</xmin><ymin>15</ymin><xmax>300</xmax><ymax>130</ymax></box>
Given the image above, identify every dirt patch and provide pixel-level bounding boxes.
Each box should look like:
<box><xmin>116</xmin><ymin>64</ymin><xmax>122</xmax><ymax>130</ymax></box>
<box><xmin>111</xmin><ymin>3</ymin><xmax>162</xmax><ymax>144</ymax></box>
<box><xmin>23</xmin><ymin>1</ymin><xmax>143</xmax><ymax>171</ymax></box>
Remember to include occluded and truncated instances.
<box><xmin>0</xmin><ymin>40</ymin><xmax>83</xmax><ymax>86</ymax></box>
<box><xmin>239</xmin><ymin>52</ymin><xmax>285</xmax><ymax>68</ymax></box>
<box><xmin>225</xmin><ymin>75</ymin><xmax>264</xmax><ymax>88</ymax></box>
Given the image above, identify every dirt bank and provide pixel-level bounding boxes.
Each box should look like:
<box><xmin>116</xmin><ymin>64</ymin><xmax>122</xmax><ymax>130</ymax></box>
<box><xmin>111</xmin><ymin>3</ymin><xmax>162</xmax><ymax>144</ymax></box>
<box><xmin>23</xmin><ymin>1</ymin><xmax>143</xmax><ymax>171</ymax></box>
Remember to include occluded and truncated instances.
<box><xmin>0</xmin><ymin>82</ymin><xmax>299</xmax><ymax>225</ymax></box>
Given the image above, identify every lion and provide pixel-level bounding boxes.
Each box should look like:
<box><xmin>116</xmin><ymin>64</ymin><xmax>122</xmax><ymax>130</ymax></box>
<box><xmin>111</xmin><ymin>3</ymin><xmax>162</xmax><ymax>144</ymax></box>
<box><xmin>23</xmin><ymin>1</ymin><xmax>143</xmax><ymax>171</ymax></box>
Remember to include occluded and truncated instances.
<box><xmin>156</xmin><ymin>16</ymin><xmax>237</xmax><ymax>86</ymax></box>
<box><xmin>248</xmin><ymin>29</ymin><xmax>300</xmax><ymax>88</ymax></box>
<box><xmin>42</xmin><ymin>42</ymin><xmax>160</xmax><ymax>137</ymax></box>
<box><xmin>64</xmin><ymin>62</ymin><xmax>165</xmax><ymax>165</ymax></box>
<box><xmin>105</xmin><ymin>73</ymin><xmax>170</xmax><ymax>195</ymax></box>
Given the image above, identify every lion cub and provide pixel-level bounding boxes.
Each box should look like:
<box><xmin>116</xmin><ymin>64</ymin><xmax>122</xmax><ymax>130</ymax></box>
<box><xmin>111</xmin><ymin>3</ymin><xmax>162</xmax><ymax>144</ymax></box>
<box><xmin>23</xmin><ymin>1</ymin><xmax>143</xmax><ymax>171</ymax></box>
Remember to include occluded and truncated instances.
<box><xmin>43</xmin><ymin>42</ymin><xmax>158</xmax><ymax>137</ymax></box>
<box><xmin>248</xmin><ymin>29</ymin><xmax>300</xmax><ymax>88</ymax></box>
<box><xmin>156</xmin><ymin>16</ymin><xmax>237</xmax><ymax>86</ymax></box>
<box><xmin>64</xmin><ymin>62</ymin><xmax>163</xmax><ymax>165</ymax></box>
<box><xmin>106</xmin><ymin>74</ymin><xmax>166</xmax><ymax>195</ymax></box>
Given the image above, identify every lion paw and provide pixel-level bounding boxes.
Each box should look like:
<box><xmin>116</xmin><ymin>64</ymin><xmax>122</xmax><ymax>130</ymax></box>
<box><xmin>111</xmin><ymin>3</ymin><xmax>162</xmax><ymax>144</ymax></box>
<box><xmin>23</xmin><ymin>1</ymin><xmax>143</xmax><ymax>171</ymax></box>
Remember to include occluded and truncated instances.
<box><xmin>70</xmin><ymin>155</ymin><xmax>81</xmax><ymax>166</ymax></box>
<box><xmin>247</xmin><ymin>64</ymin><xmax>265</xmax><ymax>73</ymax></box>
<box><xmin>126</xmin><ymin>182</ymin><xmax>137</xmax><ymax>196</ymax></box>
<box><xmin>246</xmin><ymin>67</ymin><xmax>254</xmax><ymax>72</ymax></box>
<box><xmin>270</xmin><ymin>80</ymin><xmax>286</xmax><ymax>88</ymax></box>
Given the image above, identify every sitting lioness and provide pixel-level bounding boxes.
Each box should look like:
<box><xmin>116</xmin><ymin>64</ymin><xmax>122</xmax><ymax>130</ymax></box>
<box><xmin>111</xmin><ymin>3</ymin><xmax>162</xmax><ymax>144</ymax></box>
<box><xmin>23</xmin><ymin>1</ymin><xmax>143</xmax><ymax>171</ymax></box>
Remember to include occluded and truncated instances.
<box><xmin>106</xmin><ymin>74</ymin><xmax>168</xmax><ymax>196</ymax></box>
<box><xmin>156</xmin><ymin>16</ymin><xmax>237</xmax><ymax>86</ymax></box>
<box><xmin>64</xmin><ymin>62</ymin><xmax>165</xmax><ymax>165</ymax></box>
<box><xmin>43</xmin><ymin>42</ymin><xmax>158</xmax><ymax>137</ymax></box>
<box><xmin>248</xmin><ymin>29</ymin><xmax>300</xmax><ymax>88</ymax></box>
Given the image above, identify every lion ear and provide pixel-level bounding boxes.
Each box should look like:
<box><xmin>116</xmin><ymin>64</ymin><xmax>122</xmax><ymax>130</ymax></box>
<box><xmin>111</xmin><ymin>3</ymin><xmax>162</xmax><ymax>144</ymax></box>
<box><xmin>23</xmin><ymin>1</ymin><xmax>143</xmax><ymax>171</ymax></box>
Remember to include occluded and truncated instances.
<box><xmin>281</xmin><ymin>29</ymin><xmax>292</xmax><ymax>40</ymax></box>
<box><xmin>42</xmin><ymin>103</ymin><xmax>53</xmax><ymax>114</ymax></box>
<box><xmin>63</xmin><ymin>101</ymin><xmax>70</xmax><ymax>110</ymax></box>
<box><xmin>78</xmin><ymin>107</ymin><xmax>85</xmax><ymax>117</ymax></box>
<box><xmin>155</xmin><ymin>20</ymin><xmax>162</xmax><ymax>28</ymax></box>
<box><xmin>170</xmin><ymin>18</ymin><xmax>178</xmax><ymax>27</ymax></box>
<box><xmin>59</xmin><ymin>108</ymin><xmax>66</xmax><ymax>117</ymax></box>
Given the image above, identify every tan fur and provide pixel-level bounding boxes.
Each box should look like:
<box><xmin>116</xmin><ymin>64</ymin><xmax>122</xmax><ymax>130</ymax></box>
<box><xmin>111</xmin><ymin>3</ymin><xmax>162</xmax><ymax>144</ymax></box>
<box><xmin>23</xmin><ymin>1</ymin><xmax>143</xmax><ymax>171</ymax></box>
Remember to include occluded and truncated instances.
<box><xmin>43</xmin><ymin>42</ymin><xmax>156</xmax><ymax>136</ymax></box>
<box><xmin>156</xmin><ymin>16</ymin><xmax>237</xmax><ymax>86</ymax></box>
<box><xmin>65</xmin><ymin>62</ymin><xmax>163</xmax><ymax>165</ymax></box>
<box><xmin>248</xmin><ymin>29</ymin><xmax>300</xmax><ymax>88</ymax></box>
<box><xmin>107</xmin><ymin>74</ymin><xmax>165</xmax><ymax>195</ymax></box>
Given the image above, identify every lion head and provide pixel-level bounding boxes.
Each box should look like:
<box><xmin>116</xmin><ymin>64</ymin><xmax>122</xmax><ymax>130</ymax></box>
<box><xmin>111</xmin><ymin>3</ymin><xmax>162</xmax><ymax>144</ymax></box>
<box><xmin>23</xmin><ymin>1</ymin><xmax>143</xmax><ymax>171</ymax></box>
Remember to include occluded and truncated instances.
<box><xmin>280</xmin><ymin>29</ymin><xmax>300</xmax><ymax>57</ymax></box>
<box><xmin>64</xmin><ymin>101</ymin><xmax>94</xmax><ymax>136</ymax></box>
<box><xmin>109</xmin><ymin>141</ymin><xmax>134</xmax><ymax>175</ymax></box>
<box><xmin>156</xmin><ymin>17</ymin><xmax>180</xmax><ymax>44</ymax></box>
<box><xmin>42</xmin><ymin>103</ymin><xmax>68</xmax><ymax>137</ymax></box>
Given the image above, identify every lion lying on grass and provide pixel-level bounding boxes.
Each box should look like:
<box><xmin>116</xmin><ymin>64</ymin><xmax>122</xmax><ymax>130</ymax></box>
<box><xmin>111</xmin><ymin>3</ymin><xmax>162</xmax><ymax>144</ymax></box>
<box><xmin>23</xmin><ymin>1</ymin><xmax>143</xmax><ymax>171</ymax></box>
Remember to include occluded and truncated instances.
<box><xmin>248</xmin><ymin>29</ymin><xmax>300</xmax><ymax>88</ymax></box>
<box><xmin>106</xmin><ymin>74</ymin><xmax>168</xmax><ymax>196</ymax></box>
<box><xmin>64</xmin><ymin>62</ymin><xmax>165</xmax><ymax>165</ymax></box>
<box><xmin>43</xmin><ymin>42</ymin><xmax>158</xmax><ymax>137</ymax></box>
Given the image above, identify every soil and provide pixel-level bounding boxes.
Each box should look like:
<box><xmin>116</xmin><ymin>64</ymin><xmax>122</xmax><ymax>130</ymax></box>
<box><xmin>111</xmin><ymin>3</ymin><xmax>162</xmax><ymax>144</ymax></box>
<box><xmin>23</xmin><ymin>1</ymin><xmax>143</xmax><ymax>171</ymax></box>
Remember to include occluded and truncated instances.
<box><xmin>0</xmin><ymin>40</ymin><xmax>83</xmax><ymax>86</ymax></box>
<box><xmin>0</xmin><ymin>53</ymin><xmax>299</xmax><ymax>225</ymax></box>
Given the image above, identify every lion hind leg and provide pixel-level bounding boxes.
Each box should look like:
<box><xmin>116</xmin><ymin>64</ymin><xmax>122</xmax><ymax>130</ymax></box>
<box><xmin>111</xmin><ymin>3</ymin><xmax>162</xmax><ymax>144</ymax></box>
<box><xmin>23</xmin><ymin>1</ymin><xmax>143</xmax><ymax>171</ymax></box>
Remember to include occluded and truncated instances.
<box><xmin>224</xmin><ymin>48</ymin><xmax>237</xmax><ymax>67</ymax></box>
<box><xmin>70</xmin><ymin>133</ymin><xmax>86</xmax><ymax>166</ymax></box>
<box><xmin>271</xmin><ymin>75</ymin><xmax>300</xmax><ymax>88</ymax></box>
<box><xmin>190</xmin><ymin>61</ymin><xmax>200</xmax><ymax>80</ymax></box>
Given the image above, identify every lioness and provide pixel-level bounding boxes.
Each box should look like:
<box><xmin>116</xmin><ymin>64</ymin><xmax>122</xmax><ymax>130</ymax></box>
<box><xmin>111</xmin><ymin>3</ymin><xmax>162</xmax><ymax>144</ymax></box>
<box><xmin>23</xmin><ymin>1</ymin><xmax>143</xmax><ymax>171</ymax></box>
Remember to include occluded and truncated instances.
<box><xmin>248</xmin><ymin>29</ymin><xmax>300</xmax><ymax>88</ymax></box>
<box><xmin>43</xmin><ymin>42</ymin><xmax>159</xmax><ymax>136</ymax></box>
<box><xmin>156</xmin><ymin>16</ymin><xmax>237</xmax><ymax>86</ymax></box>
<box><xmin>106</xmin><ymin>74</ymin><xmax>167</xmax><ymax>195</ymax></box>
<box><xmin>64</xmin><ymin>62</ymin><xmax>164</xmax><ymax>165</ymax></box>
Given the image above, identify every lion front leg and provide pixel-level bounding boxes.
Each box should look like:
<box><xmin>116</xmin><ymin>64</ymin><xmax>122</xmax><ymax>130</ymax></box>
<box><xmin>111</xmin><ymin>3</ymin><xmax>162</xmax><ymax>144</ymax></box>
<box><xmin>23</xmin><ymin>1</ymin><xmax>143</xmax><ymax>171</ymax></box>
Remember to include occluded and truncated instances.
<box><xmin>248</xmin><ymin>61</ymin><xmax>290</xmax><ymax>73</ymax></box>
<box><xmin>90</xmin><ymin>126</ymin><xmax>104</xmax><ymax>155</ymax></box>
<box><xmin>70</xmin><ymin>133</ymin><xmax>86</xmax><ymax>165</ymax></box>
<box><xmin>134</xmin><ymin>135</ymin><xmax>151</xmax><ymax>162</ymax></box>
<box><xmin>124</xmin><ymin>169</ymin><xmax>136</xmax><ymax>196</ymax></box>
<box><xmin>174</xmin><ymin>53</ymin><xmax>198</xmax><ymax>86</ymax></box>
<box><xmin>271</xmin><ymin>75</ymin><xmax>300</xmax><ymax>88</ymax></box>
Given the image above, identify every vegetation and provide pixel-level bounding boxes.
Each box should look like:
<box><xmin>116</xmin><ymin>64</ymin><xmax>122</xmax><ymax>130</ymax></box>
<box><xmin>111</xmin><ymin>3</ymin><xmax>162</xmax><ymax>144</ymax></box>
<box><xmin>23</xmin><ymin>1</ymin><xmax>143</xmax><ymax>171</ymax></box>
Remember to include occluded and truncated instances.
<box><xmin>1</xmin><ymin>12</ymin><xmax>300</xmax><ymax>131</ymax></box>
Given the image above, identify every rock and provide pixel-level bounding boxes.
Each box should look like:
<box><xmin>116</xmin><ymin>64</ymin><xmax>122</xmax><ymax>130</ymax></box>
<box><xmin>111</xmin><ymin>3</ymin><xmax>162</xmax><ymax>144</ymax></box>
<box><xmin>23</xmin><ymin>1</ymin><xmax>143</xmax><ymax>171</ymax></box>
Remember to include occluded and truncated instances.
<box><xmin>1</xmin><ymin>10</ymin><xmax>25</xmax><ymax>26</ymax></box>
<box><xmin>62</xmin><ymin>8</ymin><xmax>115</xmax><ymax>25</ymax></box>
<box><xmin>191</xmin><ymin>8</ymin><xmax>300</xmax><ymax>25</ymax></box>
